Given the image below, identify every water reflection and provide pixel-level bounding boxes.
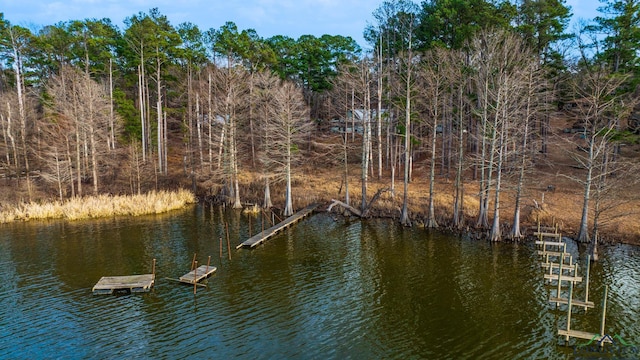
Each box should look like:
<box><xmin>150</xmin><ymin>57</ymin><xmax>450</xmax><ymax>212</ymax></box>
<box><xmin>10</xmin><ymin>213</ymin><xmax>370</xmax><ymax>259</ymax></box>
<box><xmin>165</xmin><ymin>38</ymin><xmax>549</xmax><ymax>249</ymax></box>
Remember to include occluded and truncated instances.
<box><xmin>0</xmin><ymin>205</ymin><xmax>638</xmax><ymax>359</ymax></box>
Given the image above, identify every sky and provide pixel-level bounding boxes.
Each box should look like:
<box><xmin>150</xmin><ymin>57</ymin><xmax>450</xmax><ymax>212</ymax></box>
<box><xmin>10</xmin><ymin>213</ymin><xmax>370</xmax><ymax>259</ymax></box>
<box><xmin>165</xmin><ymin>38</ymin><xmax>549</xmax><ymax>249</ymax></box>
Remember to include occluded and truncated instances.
<box><xmin>1</xmin><ymin>0</ymin><xmax>602</xmax><ymax>50</ymax></box>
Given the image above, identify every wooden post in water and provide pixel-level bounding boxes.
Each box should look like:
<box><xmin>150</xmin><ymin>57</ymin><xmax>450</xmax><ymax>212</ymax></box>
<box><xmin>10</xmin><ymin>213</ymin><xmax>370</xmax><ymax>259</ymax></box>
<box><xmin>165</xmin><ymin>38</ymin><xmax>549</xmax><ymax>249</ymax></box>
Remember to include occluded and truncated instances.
<box><xmin>193</xmin><ymin>260</ymin><xmax>198</xmax><ymax>294</ymax></box>
<box><xmin>225</xmin><ymin>222</ymin><xmax>232</xmax><ymax>261</ymax></box>
<box><xmin>152</xmin><ymin>258</ymin><xmax>156</xmax><ymax>279</ymax></box>
<box><xmin>600</xmin><ymin>285</ymin><xmax>608</xmax><ymax>339</ymax></box>
<box><xmin>206</xmin><ymin>256</ymin><xmax>211</xmax><ymax>274</ymax></box>
<box><xmin>249</xmin><ymin>215</ymin><xmax>252</xmax><ymax>237</ymax></box>
<box><xmin>219</xmin><ymin>237</ymin><xmax>223</xmax><ymax>261</ymax></box>
<box><xmin>556</xmin><ymin>255</ymin><xmax>564</xmax><ymax>307</ymax></box>
<box><xmin>191</xmin><ymin>253</ymin><xmax>197</xmax><ymax>270</ymax></box>
<box><xmin>565</xmin><ymin>280</ymin><xmax>574</xmax><ymax>342</ymax></box>
<box><xmin>584</xmin><ymin>255</ymin><xmax>591</xmax><ymax>311</ymax></box>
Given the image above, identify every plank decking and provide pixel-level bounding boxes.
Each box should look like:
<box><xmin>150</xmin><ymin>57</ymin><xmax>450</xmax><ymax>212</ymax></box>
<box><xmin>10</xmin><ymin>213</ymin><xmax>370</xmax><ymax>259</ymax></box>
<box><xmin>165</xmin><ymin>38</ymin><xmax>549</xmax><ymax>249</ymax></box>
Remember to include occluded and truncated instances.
<box><xmin>92</xmin><ymin>274</ymin><xmax>155</xmax><ymax>295</ymax></box>
<box><xmin>178</xmin><ymin>265</ymin><xmax>217</xmax><ymax>284</ymax></box>
<box><xmin>236</xmin><ymin>204</ymin><xmax>319</xmax><ymax>249</ymax></box>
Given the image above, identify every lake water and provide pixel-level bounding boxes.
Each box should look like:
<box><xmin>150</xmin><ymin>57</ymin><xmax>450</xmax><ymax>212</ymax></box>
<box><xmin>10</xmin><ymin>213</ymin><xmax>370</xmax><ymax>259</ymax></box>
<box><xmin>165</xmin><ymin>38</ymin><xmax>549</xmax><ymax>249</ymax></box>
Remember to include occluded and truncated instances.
<box><xmin>1</xmin><ymin>204</ymin><xmax>638</xmax><ymax>359</ymax></box>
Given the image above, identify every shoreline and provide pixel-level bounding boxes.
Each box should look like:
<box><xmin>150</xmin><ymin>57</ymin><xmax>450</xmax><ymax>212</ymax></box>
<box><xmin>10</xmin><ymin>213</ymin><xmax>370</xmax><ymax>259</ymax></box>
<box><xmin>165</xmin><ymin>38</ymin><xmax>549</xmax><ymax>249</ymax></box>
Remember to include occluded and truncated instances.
<box><xmin>0</xmin><ymin>177</ymin><xmax>636</xmax><ymax>249</ymax></box>
<box><xmin>199</xmin><ymin>166</ymin><xmax>640</xmax><ymax>247</ymax></box>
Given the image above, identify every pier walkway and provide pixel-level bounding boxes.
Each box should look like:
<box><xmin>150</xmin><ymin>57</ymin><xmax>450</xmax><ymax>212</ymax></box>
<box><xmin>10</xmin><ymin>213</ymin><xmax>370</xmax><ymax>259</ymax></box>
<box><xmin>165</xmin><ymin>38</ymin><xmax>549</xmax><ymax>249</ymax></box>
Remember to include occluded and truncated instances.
<box><xmin>237</xmin><ymin>204</ymin><xmax>319</xmax><ymax>249</ymax></box>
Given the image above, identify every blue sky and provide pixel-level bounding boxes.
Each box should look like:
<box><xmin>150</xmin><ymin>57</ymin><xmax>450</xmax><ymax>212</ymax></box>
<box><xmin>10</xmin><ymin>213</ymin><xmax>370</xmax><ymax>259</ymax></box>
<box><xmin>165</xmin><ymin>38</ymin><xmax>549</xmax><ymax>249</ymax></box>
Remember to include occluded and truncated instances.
<box><xmin>2</xmin><ymin>0</ymin><xmax>601</xmax><ymax>49</ymax></box>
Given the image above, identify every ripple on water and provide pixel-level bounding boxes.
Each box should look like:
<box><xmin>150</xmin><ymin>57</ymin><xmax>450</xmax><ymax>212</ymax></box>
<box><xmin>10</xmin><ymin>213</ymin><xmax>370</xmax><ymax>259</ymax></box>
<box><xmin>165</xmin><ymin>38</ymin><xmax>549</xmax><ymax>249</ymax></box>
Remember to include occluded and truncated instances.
<box><xmin>1</xmin><ymin>211</ymin><xmax>639</xmax><ymax>359</ymax></box>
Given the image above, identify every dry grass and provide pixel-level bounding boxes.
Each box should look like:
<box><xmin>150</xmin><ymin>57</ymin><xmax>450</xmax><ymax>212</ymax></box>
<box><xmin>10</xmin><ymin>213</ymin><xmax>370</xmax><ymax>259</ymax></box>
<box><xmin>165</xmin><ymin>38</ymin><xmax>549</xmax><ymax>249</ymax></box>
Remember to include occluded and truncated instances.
<box><xmin>0</xmin><ymin>189</ymin><xmax>196</xmax><ymax>223</ymax></box>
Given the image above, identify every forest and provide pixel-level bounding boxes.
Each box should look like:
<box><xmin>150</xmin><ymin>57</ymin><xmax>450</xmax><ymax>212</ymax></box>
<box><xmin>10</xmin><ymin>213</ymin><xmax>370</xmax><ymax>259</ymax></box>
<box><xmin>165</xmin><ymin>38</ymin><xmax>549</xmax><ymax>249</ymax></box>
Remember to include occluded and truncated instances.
<box><xmin>0</xmin><ymin>0</ymin><xmax>639</xmax><ymax>250</ymax></box>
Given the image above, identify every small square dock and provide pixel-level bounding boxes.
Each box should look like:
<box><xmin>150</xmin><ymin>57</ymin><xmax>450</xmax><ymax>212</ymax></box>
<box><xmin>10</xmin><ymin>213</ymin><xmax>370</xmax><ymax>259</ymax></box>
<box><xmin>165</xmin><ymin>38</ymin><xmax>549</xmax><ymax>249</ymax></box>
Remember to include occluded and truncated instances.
<box><xmin>178</xmin><ymin>265</ymin><xmax>217</xmax><ymax>284</ymax></box>
<box><xmin>92</xmin><ymin>274</ymin><xmax>155</xmax><ymax>295</ymax></box>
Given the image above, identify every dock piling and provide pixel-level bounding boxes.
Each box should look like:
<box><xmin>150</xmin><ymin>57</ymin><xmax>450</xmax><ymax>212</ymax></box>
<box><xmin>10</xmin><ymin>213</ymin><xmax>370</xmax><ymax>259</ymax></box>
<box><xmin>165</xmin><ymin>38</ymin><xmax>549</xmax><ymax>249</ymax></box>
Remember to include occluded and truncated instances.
<box><xmin>584</xmin><ymin>255</ymin><xmax>591</xmax><ymax>311</ymax></box>
<box><xmin>193</xmin><ymin>260</ymin><xmax>198</xmax><ymax>294</ymax></box>
<box><xmin>565</xmin><ymin>280</ymin><xmax>574</xmax><ymax>342</ymax></box>
<box><xmin>601</xmin><ymin>285</ymin><xmax>608</xmax><ymax>339</ymax></box>
<box><xmin>225</xmin><ymin>222</ymin><xmax>231</xmax><ymax>260</ymax></box>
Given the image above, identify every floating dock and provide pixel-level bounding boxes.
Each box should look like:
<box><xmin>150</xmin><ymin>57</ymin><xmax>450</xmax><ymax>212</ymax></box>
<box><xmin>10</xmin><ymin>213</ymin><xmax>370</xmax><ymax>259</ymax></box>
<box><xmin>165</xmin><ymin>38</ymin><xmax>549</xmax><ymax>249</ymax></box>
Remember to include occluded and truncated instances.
<box><xmin>92</xmin><ymin>274</ymin><xmax>155</xmax><ymax>295</ymax></box>
<box><xmin>92</xmin><ymin>259</ymin><xmax>156</xmax><ymax>295</ymax></box>
<box><xmin>178</xmin><ymin>265</ymin><xmax>217</xmax><ymax>284</ymax></box>
<box><xmin>237</xmin><ymin>203</ymin><xmax>319</xmax><ymax>249</ymax></box>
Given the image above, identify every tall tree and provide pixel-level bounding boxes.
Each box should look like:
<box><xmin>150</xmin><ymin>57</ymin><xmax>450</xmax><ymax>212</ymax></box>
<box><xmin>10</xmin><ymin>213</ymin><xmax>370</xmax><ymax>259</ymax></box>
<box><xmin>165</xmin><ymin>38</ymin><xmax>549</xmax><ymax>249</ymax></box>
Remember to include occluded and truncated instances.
<box><xmin>0</xmin><ymin>18</ymin><xmax>34</xmax><ymax>199</ymax></box>
<box><xmin>514</xmin><ymin>0</ymin><xmax>572</xmax><ymax>65</ymax></box>
<box><xmin>262</xmin><ymin>77</ymin><xmax>312</xmax><ymax>216</ymax></box>
<box><xmin>416</xmin><ymin>0</ymin><xmax>516</xmax><ymax>50</ymax></box>
<box><xmin>419</xmin><ymin>48</ymin><xmax>450</xmax><ymax>228</ymax></box>
<box><xmin>589</xmin><ymin>0</ymin><xmax>640</xmax><ymax>76</ymax></box>
<box><xmin>177</xmin><ymin>21</ymin><xmax>207</xmax><ymax>182</ymax></box>
<box><xmin>566</xmin><ymin>66</ymin><xmax>634</xmax><ymax>243</ymax></box>
<box><xmin>45</xmin><ymin>65</ymin><xmax>115</xmax><ymax>195</ymax></box>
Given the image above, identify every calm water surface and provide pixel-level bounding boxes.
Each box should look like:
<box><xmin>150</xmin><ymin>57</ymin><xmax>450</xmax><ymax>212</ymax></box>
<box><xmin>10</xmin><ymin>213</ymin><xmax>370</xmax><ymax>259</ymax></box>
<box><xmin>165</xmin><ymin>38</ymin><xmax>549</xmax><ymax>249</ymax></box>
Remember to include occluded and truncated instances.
<box><xmin>0</xmin><ymin>204</ymin><xmax>638</xmax><ymax>359</ymax></box>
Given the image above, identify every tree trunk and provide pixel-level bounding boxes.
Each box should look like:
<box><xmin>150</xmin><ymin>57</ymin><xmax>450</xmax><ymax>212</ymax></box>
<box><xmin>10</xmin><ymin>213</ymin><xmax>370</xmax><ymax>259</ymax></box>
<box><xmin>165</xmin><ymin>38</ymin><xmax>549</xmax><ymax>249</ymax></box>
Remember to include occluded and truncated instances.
<box><xmin>400</xmin><ymin>46</ymin><xmax>412</xmax><ymax>227</ymax></box>
<box><xmin>426</xmin><ymin>79</ymin><xmax>439</xmax><ymax>229</ymax></box>
<box><xmin>577</xmin><ymin>139</ymin><xmax>594</xmax><ymax>243</ymax></box>
<box><xmin>284</xmin><ymin>143</ymin><xmax>293</xmax><ymax>216</ymax></box>
<box><xmin>263</xmin><ymin>176</ymin><xmax>273</xmax><ymax>208</ymax></box>
<box><xmin>453</xmin><ymin>87</ymin><xmax>465</xmax><ymax>228</ymax></box>
<box><xmin>490</xmin><ymin>121</ymin><xmax>506</xmax><ymax>242</ymax></box>
<box><xmin>109</xmin><ymin>58</ymin><xmax>115</xmax><ymax>150</ymax></box>
<box><xmin>343</xmin><ymin>133</ymin><xmax>350</xmax><ymax>206</ymax></box>
<box><xmin>156</xmin><ymin>54</ymin><xmax>164</xmax><ymax>175</ymax></box>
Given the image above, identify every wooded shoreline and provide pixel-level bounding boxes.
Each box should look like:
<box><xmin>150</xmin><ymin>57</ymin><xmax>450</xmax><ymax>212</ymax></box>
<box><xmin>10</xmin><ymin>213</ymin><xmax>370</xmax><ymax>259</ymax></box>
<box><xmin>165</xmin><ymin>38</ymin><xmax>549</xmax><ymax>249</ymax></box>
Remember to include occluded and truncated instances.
<box><xmin>201</xmin><ymin>167</ymin><xmax>640</xmax><ymax>247</ymax></box>
<box><xmin>0</xmin><ymin>174</ymin><xmax>637</xmax><ymax>248</ymax></box>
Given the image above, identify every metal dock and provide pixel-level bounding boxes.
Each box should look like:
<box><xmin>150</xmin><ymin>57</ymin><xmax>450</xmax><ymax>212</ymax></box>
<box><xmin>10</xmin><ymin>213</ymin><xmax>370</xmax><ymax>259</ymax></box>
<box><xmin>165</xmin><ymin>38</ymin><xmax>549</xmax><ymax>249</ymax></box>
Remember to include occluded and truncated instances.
<box><xmin>237</xmin><ymin>204</ymin><xmax>319</xmax><ymax>249</ymax></box>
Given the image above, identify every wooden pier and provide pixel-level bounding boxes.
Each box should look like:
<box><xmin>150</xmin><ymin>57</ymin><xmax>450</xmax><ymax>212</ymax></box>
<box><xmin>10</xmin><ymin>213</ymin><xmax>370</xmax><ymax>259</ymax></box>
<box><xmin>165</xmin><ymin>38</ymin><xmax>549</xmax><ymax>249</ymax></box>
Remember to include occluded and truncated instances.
<box><xmin>532</xmin><ymin>221</ymin><xmax>613</xmax><ymax>346</ymax></box>
<box><xmin>544</xmin><ymin>273</ymin><xmax>583</xmax><ymax>283</ymax></box>
<box><xmin>236</xmin><ymin>204</ymin><xmax>319</xmax><ymax>249</ymax></box>
<box><xmin>178</xmin><ymin>265</ymin><xmax>217</xmax><ymax>284</ymax></box>
<box><xmin>558</xmin><ymin>283</ymin><xmax>611</xmax><ymax>344</ymax></box>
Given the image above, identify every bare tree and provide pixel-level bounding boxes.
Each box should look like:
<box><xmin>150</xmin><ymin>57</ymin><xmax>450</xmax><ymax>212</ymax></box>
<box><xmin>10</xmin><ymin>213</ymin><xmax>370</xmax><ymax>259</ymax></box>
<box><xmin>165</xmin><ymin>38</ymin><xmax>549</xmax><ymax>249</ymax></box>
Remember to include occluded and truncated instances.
<box><xmin>261</xmin><ymin>75</ymin><xmax>311</xmax><ymax>216</ymax></box>
<box><xmin>45</xmin><ymin>65</ymin><xmax>115</xmax><ymax>196</ymax></box>
<box><xmin>210</xmin><ymin>66</ymin><xmax>249</xmax><ymax>208</ymax></box>
<box><xmin>468</xmin><ymin>29</ymin><xmax>537</xmax><ymax>240</ymax></box>
<box><xmin>563</xmin><ymin>66</ymin><xmax>635</xmax><ymax>244</ymax></box>
<box><xmin>1</xmin><ymin>24</ymin><xmax>33</xmax><ymax>199</ymax></box>
<box><xmin>418</xmin><ymin>48</ymin><xmax>451</xmax><ymax>229</ymax></box>
<box><xmin>510</xmin><ymin>59</ymin><xmax>544</xmax><ymax>239</ymax></box>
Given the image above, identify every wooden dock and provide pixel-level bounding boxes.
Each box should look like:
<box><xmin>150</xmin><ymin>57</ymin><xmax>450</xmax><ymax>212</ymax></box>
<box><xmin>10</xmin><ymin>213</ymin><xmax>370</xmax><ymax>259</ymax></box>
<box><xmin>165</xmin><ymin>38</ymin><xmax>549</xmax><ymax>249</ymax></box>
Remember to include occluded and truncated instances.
<box><xmin>237</xmin><ymin>204</ymin><xmax>319</xmax><ymax>249</ymax></box>
<box><xmin>544</xmin><ymin>273</ymin><xmax>583</xmax><ymax>283</ymax></box>
<box><xmin>92</xmin><ymin>274</ymin><xmax>155</xmax><ymax>295</ymax></box>
<box><xmin>537</xmin><ymin>250</ymin><xmax>572</xmax><ymax>258</ymax></box>
<box><xmin>92</xmin><ymin>259</ymin><xmax>156</xmax><ymax>295</ymax></box>
<box><xmin>534</xmin><ymin>232</ymin><xmax>562</xmax><ymax>240</ymax></box>
<box><xmin>558</xmin><ymin>329</ymin><xmax>612</xmax><ymax>343</ymax></box>
<box><xmin>178</xmin><ymin>265</ymin><xmax>217</xmax><ymax>284</ymax></box>
<box><xmin>550</xmin><ymin>296</ymin><xmax>595</xmax><ymax>308</ymax></box>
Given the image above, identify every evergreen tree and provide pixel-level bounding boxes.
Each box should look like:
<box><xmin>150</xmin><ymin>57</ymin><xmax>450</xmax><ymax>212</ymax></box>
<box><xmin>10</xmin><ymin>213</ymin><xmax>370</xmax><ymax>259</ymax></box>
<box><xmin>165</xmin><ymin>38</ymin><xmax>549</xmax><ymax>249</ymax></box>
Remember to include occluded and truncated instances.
<box><xmin>416</xmin><ymin>0</ymin><xmax>516</xmax><ymax>50</ymax></box>
<box><xmin>590</xmin><ymin>0</ymin><xmax>640</xmax><ymax>76</ymax></box>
